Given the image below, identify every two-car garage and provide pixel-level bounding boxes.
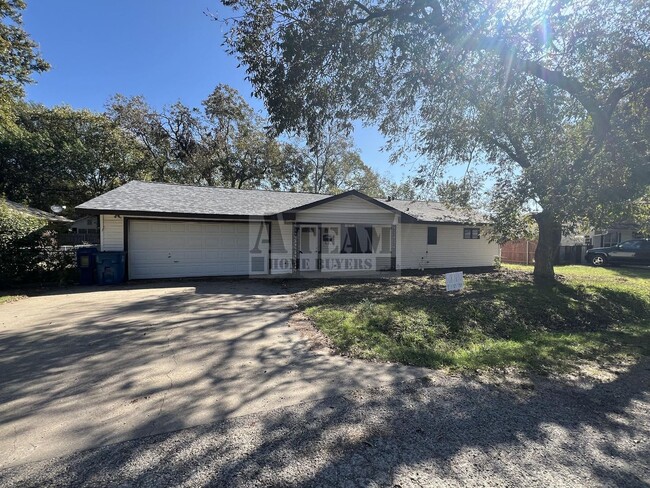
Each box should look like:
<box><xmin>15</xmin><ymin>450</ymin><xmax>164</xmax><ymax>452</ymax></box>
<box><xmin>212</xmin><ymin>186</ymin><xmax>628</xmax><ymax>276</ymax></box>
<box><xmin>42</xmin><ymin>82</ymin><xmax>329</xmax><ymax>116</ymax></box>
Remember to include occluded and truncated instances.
<box><xmin>126</xmin><ymin>220</ymin><xmax>267</xmax><ymax>279</ymax></box>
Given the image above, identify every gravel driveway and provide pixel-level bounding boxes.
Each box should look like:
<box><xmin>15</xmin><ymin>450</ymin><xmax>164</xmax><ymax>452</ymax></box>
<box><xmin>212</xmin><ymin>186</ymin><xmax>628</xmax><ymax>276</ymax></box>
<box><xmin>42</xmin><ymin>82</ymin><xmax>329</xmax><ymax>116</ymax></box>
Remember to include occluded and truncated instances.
<box><xmin>0</xmin><ymin>280</ymin><xmax>428</xmax><ymax>468</ymax></box>
<box><xmin>1</xmin><ymin>359</ymin><xmax>648</xmax><ymax>487</ymax></box>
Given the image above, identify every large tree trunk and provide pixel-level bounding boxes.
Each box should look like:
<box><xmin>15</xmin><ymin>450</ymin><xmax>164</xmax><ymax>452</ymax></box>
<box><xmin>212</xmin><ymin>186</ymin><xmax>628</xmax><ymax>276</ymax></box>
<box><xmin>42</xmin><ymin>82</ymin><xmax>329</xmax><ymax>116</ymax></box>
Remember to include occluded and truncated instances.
<box><xmin>533</xmin><ymin>210</ymin><xmax>562</xmax><ymax>281</ymax></box>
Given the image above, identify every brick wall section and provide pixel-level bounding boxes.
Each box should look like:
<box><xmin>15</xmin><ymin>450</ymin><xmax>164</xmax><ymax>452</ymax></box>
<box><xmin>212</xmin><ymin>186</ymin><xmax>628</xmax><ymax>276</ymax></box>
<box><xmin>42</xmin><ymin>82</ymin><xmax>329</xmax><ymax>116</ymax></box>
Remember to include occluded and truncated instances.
<box><xmin>501</xmin><ymin>239</ymin><xmax>537</xmax><ymax>264</ymax></box>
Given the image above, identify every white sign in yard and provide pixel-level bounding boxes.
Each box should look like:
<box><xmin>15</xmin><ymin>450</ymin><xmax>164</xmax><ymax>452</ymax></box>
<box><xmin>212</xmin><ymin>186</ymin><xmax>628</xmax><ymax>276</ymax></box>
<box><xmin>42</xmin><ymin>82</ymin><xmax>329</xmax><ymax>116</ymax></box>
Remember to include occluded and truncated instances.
<box><xmin>445</xmin><ymin>271</ymin><xmax>464</xmax><ymax>292</ymax></box>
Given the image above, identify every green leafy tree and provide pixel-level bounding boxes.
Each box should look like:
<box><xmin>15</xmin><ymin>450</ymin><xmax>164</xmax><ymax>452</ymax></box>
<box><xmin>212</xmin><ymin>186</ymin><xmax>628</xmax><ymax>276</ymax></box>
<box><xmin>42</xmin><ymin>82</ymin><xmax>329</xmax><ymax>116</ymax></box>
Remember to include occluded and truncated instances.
<box><xmin>0</xmin><ymin>0</ymin><xmax>49</xmax><ymax>130</ymax></box>
<box><xmin>107</xmin><ymin>95</ymin><xmax>180</xmax><ymax>182</ymax></box>
<box><xmin>0</xmin><ymin>197</ymin><xmax>75</xmax><ymax>286</ymax></box>
<box><xmin>0</xmin><ymin>103</ymin><xmax>149</xmax><ymax>212</ymax></box>
<box><xmin>221</xmin><ymin>0</ymin><xmax>650</xmax><ymax>280</ymax></box>
<box><xmin>324</xmin><ymin>152</ymin><xmax>385</xmax><ymax>196</ymax></box>
<box><xmin>109</xmin><ymin>85</ymin><xmax>307</xmax><ymax>189</ymax></box>
<box><xmin>380</xmin><ymin>178</ymin><xmax>418</xmax><ymax>200</ymax></box>
<box><xmin>204</xmin><ymin>85</ymin><xmax>304</xmax><ymax>188</ymax></box>
<box><xmin>0</xmin><ymin>196</ymin><xmax>45</xmax><ymax>284</ymax></box>
<box><xmin>297</xmin><ymin>124</ymin><xmax>384</xmax><ymax>195</ymax></box>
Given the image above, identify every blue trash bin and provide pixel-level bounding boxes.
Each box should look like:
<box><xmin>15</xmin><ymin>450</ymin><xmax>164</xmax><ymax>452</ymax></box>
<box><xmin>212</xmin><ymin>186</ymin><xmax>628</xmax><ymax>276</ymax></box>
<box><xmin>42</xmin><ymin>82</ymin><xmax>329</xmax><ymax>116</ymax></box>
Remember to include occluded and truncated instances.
<box><xmin>77</xmin><ymin>247</ymin><xmax>98</xmax><ymax>285</ymax></box>
<box><xmin>96</xmin><ymin>252</ymin><xmax>126</xmax><ymax>285</ymax></box>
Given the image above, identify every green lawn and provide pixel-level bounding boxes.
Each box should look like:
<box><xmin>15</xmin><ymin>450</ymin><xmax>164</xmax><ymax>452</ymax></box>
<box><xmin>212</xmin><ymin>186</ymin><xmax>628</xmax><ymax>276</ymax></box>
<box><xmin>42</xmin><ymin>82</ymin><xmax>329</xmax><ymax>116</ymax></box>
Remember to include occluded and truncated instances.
<box><xmin>301</xmin><ymin>265</ymin><xmax>650</xmax><ymax>373</ymax></box>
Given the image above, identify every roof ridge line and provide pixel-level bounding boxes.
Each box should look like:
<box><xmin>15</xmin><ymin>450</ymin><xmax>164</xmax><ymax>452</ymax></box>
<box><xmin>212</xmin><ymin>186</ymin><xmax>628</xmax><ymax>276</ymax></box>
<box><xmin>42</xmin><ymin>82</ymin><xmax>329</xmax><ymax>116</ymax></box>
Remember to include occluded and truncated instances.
<box><xmin>127</xmin><ymin>180</ymin><xmax>333</xmax><ymax>197</ymax></box>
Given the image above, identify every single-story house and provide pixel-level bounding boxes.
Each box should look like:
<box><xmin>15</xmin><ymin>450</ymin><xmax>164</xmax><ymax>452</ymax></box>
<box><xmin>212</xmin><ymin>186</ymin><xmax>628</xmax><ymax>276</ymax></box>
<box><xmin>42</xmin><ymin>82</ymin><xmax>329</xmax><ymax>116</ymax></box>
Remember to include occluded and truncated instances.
<box><xmin>69</xmin><ymin>215</ymin><xmax>100</xmax><ymax>235</ymax></box>
<box><xmin>587</xmin><ymin>224</ymin><xmax>647</xmax><ymax>248</ymax></box>
<box><xmin>76</xmin><ymin>181</ymin><xmax>498</xmax><ymax>280</ymax></box>
<box><xmin>3</xmin><ymin>199</ymin><xmax>72</xmax><ymax>224</ymax></box>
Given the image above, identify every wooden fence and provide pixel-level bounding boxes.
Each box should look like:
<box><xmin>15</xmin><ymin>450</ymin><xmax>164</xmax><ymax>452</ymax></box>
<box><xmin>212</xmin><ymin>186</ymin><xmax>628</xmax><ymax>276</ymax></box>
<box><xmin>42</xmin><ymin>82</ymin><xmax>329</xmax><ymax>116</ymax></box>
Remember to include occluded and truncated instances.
<box><xmin>58</xmin><ymin>233</ymin><xmax>99</xmax><ymax>246</ymax></box>
<box><xmin>501</xmin><ymin>240</ymin><xmax>588</xmax><ymax>265</ymax></box>
<box><xmin>500</xmin><ymin>239</ymin><xmax>537</xmax><ymax>265</ymax></box>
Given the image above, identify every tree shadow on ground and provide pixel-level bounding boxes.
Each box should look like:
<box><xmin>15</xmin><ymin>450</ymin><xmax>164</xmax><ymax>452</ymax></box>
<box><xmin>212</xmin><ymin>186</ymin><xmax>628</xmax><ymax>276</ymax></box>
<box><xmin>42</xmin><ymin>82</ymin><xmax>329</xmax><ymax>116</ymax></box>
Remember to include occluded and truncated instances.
<box><xmin>1</xmin><ymin>357</ymin><xmax>648</xmax><ymax>487</ymax></box>
<box><xmin>1</xmin><ymin>274</ymin><xmax>649</xmax><ymax>486</ymax></box>
<box><xmin>0</xmin><ymin>279</ymin><xmax>427</xmax><ymax>469</ymax></box>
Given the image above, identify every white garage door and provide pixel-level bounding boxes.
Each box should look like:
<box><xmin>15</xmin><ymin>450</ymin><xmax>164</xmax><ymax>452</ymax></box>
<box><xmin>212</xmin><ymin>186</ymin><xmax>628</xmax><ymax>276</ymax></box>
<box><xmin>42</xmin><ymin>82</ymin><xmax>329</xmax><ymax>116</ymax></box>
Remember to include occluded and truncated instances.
<box><xmin>128</xmin><ymin>220</ymin><xmax>268</xmax><ymax>279</ymax></box>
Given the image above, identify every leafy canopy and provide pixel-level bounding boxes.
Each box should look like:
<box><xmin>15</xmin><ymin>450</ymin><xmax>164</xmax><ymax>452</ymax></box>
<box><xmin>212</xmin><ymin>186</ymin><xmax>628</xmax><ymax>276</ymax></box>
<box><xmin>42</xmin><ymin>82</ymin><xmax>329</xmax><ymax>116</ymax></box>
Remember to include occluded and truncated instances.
<box><xmin>0</xmin><ymin>103</ymin><xmax>149</xmax><ymax>212</ymax></box>
<box><xmin>108</xmin><ymin>85</ymin><xmax>308</xmax><ymax>190</ymax></box>
<box><xmin>221</xmin><ymin>0</ymin><xmax>649</xmax><ymax>278</ymax></box>
<box><xmin>221</xmin><ymin>0</ymin><xmax>649</xmax><ymax>228</ymax></box>
<box><xmin>0</xmin><ymin>0</ymin><xmax>49</xmax><ymax>129</ymax></box>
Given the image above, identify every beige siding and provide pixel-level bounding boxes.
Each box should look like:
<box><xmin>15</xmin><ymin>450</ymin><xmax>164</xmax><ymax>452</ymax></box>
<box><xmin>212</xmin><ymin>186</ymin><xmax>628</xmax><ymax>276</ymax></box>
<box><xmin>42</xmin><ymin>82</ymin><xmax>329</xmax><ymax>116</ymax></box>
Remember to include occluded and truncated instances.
<box><xmin>101</xmin><ymin>212</ymin><xmax>497</xmax><ymax>274</ymax></box>
<box><xmin>295</xmin><ymin>195</ymin><xmax>398</xmax><ymax>225</ymax></box>
<box><xmin>100</xmin><ymin>215</ymin><xmax>124</xmax><ymax>251</ymax></box>
<box><xmin>398</xmin><ymin>223</ymin><xmax>498</xmax><ymax>269</ymax></box>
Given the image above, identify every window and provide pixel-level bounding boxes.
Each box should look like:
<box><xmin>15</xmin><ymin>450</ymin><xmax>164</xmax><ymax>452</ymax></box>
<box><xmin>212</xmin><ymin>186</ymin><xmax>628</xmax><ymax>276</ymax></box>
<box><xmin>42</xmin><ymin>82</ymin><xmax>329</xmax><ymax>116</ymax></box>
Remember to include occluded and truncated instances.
<box><xmin>427</xmin><ymin>227</ymin><xmax>437</xmax><ymax>245</ymax></box>
<box><xmin>620</xmin><ymin>240</ymin><xmax>641</xmax><ymax>250</ymax></box>
<box><xmin>463</xmin><ymin>228</ymin><xmax>480</xmax><ymax>239</ymax></box>
<box><xmin>341</xmin><ymin>225</ymin><xmax>373</xmax><ymax>253</ymax></box>
<box><xmin>602</xmin><ymin>232</ymin><xmax>621</xmax><ymax>247</ymax></box>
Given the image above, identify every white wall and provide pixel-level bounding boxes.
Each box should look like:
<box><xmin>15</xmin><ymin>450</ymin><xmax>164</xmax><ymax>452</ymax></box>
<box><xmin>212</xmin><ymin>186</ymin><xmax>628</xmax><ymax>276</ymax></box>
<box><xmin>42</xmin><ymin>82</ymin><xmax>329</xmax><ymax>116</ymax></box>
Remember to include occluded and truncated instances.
<box><xmin>295</xmin><ymin>195</ymin><xmax>398</xmax><ymax>225</ymax></box>
<box><xmin>100</xmin><ymin>215</ymin><xmax>124</xmax><ymax>251</ymax></box>
<box><xmin>398</xmin><ymin>223</ymin><xmax>499</xmax><ymax>269</ymax></box>
<box><xmin>589</xmin><ymin>228</ymin><xmax>636</xmax><ymax>247</ymax></box>
<box><xmin>101</xmin><ymin>213</ymin><xmax>498</xmax><ymax>274</ymax></box>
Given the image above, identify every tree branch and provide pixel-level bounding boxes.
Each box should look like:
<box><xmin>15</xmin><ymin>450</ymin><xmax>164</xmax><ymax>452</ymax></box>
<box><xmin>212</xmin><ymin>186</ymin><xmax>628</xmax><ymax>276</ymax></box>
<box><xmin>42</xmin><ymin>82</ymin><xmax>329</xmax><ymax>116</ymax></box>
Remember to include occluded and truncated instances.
<box><xmin>349</xmin><ymin>0</ymin><xmax>614</xmax><ymax>138</ymax></box>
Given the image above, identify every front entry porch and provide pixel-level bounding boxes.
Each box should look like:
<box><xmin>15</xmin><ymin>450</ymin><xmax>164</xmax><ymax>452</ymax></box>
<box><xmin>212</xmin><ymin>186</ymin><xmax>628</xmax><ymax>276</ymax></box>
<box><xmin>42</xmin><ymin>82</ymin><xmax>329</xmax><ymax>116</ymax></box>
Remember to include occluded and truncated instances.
<box><xmin>294</xmin><ymin>223</ymin><xmax>397</xmax><ymax>275</ymax></box>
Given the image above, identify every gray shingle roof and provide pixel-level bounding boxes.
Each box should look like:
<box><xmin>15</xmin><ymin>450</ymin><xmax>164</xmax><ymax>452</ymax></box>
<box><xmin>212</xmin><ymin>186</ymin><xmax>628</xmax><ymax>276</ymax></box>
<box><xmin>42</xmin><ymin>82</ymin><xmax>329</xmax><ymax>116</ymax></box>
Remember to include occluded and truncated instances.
<box><xmin>384</xmin><ymin>199</ymin><xmax>488</xmax><ymax>224</ymax></box>
<box><xmin>4</xmin><ymin>199</ymin><xmax>72</xmax><ymax>223</ymax></box>
<box><xmin>77</xmin><ymin>181</ymin><xmax>329</xmax><ymax>216</ymax></box>
<box><xmin>77</xmin><ymin>181</ymin><xmax>489</xmax><ymax>224</ymax></box>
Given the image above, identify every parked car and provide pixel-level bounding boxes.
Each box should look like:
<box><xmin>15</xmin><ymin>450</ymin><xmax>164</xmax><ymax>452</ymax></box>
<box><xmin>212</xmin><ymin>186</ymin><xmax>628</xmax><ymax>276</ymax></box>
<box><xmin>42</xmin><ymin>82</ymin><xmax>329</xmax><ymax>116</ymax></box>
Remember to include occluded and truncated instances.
<box><xmin>585</xmin><ymin>239</ymin><xmax>650</xmax><ymax>266</ymax></box>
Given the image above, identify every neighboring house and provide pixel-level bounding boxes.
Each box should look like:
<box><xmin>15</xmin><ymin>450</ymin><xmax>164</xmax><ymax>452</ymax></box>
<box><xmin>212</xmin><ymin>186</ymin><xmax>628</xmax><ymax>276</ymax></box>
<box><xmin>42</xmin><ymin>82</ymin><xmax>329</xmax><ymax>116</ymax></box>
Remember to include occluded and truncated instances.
<box><xmin>587</xmin><ymin>224</ymin><xmax>645</xmax><ymax>248</ymax></box>
<box><xmin>3</xmin><ymin>199</ymin><xmax>72</xmax><ymax>224</ymax></box>
<box><xmin>60</xmin><ymin>215</ymin><xmax>101</xmax><ymax>246</ymax></box>
<box><xmin>501</xmin><ymin>223</ymin><xmax>647</xmax><ymax>265</ymax></box>
<box><xmin>70</xmin><ymin>215</ymin><xmax>100</xmax><ymax>235</ymax></box>
<box><xmin>77</xmin><ymin>181</ymin><xmax>499</xmax><ymax>280</ymax></box>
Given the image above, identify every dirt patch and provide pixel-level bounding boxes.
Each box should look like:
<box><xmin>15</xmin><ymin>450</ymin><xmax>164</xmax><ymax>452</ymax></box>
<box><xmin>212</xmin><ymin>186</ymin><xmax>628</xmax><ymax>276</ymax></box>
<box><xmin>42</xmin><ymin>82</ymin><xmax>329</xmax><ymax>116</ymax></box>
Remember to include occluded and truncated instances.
<box><xmin>288</xmin><ymin>310</ymin><xmax>335</xmax><ymax>354</ymax></box>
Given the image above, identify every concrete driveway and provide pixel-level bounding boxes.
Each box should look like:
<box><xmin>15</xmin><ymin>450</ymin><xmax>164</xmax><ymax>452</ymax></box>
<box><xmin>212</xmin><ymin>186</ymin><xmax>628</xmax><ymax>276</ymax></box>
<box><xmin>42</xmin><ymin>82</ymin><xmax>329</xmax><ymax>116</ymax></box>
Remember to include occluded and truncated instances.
<box><xmin>0</xmin><ymin>280</ymin><xmax>427</xmax><ymax>468</ymax></box>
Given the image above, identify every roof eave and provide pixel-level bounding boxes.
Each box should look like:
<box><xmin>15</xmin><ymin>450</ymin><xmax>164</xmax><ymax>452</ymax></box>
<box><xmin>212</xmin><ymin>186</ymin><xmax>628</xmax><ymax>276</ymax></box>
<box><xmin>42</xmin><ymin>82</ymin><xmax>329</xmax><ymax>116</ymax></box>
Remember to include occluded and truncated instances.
<box><xmin>77</xmin><ymin>208</ymin><xmax>281</xmax><ymax>221</ymax></box>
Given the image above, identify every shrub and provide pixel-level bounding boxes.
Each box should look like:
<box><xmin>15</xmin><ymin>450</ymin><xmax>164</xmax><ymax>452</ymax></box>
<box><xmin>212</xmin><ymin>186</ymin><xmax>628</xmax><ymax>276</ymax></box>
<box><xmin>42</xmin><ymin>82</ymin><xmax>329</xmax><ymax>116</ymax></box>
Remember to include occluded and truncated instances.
<box><xmin>0</xmin><ymin>199</ymin><xmax>77</xmax><ymax>287</ymax></box>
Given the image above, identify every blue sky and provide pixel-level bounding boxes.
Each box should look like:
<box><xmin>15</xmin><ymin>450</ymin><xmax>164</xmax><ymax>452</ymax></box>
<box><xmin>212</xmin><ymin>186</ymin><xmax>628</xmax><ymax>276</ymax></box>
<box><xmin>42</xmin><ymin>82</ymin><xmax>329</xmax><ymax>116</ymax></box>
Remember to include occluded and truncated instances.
<box><xmin>22</xmin><ymin>0</ymin><xmax>424</xmax><ymax>182</ymax></box>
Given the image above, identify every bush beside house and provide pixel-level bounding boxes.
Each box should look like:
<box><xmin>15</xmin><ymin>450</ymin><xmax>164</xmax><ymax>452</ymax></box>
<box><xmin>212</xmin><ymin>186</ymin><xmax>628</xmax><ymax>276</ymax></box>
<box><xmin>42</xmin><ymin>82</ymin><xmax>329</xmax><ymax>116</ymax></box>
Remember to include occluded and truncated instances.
<box><xmin>0</xmin><ymin>199</ymin><xmax>76</xmax><ymax>287</ymax></box>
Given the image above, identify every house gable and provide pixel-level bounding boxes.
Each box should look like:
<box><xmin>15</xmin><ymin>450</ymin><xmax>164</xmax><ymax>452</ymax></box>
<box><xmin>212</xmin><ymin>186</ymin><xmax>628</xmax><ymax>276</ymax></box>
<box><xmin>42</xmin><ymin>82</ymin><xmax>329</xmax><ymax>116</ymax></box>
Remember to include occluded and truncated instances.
<box><xmin>293</xmin><ymin>193</ymin><xmax>400</xmax><ymax>225</ymax></box>
<box><xmin>283</xmin><ymin>190</ymin><xmax>413</xmax><ymax>224</ymax></box>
